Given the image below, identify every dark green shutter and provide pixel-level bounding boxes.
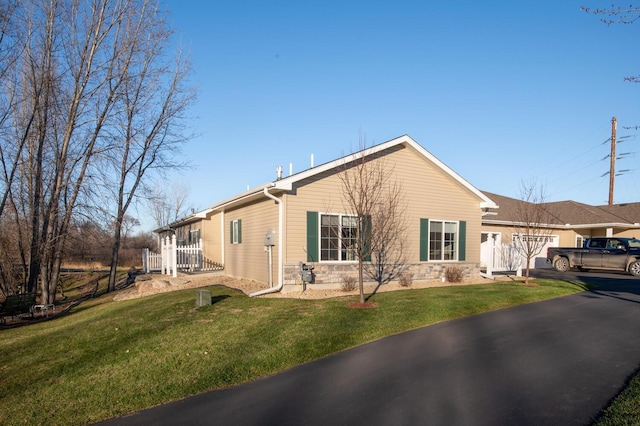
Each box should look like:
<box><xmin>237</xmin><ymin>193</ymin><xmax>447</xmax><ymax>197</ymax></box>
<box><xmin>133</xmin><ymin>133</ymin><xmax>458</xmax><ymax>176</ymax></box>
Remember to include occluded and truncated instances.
<box><xmin>230</xmin><ymin>221</ymin><xmax>233</xmax><ymax>244</ymax></box>
<box><xmin>306</xmin><ymin>212</ymin><xmax>318</xmax><ymax>262</ymax></box>
<box><xmin>458</xmin><ymin>221</ymin><xmax>466</xmax><ymax>261</ymax></box>
<box><xmin>237</xmin><ymin>219</ymin><xmax>242</xmax><ymax>244</ymax></box>
<box><xmin>362</xmin><ymin>215</ymin><xmax>372</xmax><ymax>262</ymax></box>
<box><xmin>420</xmin><ymin>219</ymin><xmax>429</xmax><ymax>261</ymax></box>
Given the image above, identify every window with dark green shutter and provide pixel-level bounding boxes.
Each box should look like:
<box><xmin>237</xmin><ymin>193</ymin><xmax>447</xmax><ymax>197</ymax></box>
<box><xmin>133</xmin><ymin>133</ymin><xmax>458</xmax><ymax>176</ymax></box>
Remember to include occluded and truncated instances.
<box><xmin>421</xmin><ymin>219</ymin><xmax>464</xmax><ymax>261</ymax></box>
<box><xmin>362</xmin><ymin>215</ymin><xmax>372</xmax><ymax>262</ymax></box>
<box><xmin>308</xmin><ymin>211</ymin><xmax>366</xmax><ymax>262</ymax></box>
<box><xmin>458</xmin><ymin>221</ymin><xmax>466</xmax><ymax>261</ymax></box>
<box><xmin>230</xmin><ymin>219</ymin><xmax>242</xmax><ymax>244</ymax></box>
<box><xmin>420</xmin><ymin>219</ymin><xmax>429</xmax><ymax>261</ymax></box>
<box><xmin>306</xmin><ymin>212</ymin><xmax>318</xmax><ymax>262</ymax></box>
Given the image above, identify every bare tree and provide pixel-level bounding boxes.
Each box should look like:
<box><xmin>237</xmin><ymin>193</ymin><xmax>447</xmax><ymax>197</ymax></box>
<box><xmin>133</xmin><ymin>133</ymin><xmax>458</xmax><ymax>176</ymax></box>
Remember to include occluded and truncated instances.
<box><xmin>338</xmin><ymin>135</ymin><xmax>408</xmax><ymax>304</ymax></box>
<box><xmin>362</xmin><ymin>176</ymin><xmax>408</xmax><ymax>294</ymax></box>
<box><xmin>99</xmin><ymin>3</ymin><xmax>194</xmax><ymax>292</ymax></box>
<box><xmin>146</xmin><ymin>181</ymin><xmax>192</xmax><ymax>229</ymax></box>
<box><xmin>511</xmin><ymin>180</ymin><xmax>555</xmax><ymax>285</ymax></box>
<box><xmin>0</xmin><ymin>0</ymin><xmax>194</xmax><ymax>302</ymax></box>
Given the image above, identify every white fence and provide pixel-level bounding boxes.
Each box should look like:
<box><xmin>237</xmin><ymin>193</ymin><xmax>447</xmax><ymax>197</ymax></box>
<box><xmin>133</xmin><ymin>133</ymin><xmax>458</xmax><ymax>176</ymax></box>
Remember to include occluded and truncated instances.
<box><xmin>142</xmin><ymin>236</ymin><xmax>222</xmax><ymax>277</ymax></box>
<box><xmin>481</xmin><ymin>233</ymin><xmax>523</xmax><ymax>277</ymax></box>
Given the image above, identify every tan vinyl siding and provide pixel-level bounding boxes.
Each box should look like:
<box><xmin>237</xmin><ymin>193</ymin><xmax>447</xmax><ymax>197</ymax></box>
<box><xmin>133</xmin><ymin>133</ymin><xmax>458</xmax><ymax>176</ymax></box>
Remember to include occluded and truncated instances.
<box><xmin>224</xmin><ymin>198</ymin><xmax>279</xmax><ymax>283</ymax></box>
<box><xmin>398</xmin><ymin>144</ymin><xmax>482</xmax><ymax>262</ymax></box>
<box><xmin>284</xmin><ymin>169</ymin><xmax>344</xmax><ymax>264</ymax></box>
<box><xmin>614</xmin><ymin>229</ymin><xmax>640</xmax><ymax>238</ymax></box>
<box><xmin>202</xmin><ymin>211</ymin><xmax>222</xmax><ymax>264</ymax></box>
<box><xmin>284</xmin><ymin>144</ymin><xmax>484</xmax><ymax>265</ymax></box>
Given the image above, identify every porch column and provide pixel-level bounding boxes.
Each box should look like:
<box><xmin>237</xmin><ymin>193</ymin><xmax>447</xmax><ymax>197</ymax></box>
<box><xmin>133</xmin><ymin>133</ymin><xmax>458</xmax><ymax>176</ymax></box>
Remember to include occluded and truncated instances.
<box><xmin>142</xmin><ymin>248</ymin><xmax>149</xmax><ymax>273</ymax></box>
<box><xmin>486</xmin><ymin>233</ymin><xmax>494</xmax><ymax>278</ymax></box>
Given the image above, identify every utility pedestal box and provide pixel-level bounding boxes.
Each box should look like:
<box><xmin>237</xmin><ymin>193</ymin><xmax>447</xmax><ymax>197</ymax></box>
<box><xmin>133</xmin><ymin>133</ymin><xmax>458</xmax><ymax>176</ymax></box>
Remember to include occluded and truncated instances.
<box><xmin>196</xmin><ymin>289</ymin><xmax>212</xmax><ymax>307</ymax></box>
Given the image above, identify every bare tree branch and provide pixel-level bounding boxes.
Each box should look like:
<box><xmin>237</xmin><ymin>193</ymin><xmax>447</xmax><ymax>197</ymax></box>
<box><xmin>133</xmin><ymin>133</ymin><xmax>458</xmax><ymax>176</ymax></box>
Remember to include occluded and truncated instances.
<box><xmin>338</xmin><ymin>132</ymin><xmax>408</xmax><ymax>304</ymax></box>
<box><xmin>511</xmin><ymin>180</ymin><xmax>555</xmax><ymax>285</ymax></box>
<box><xmin>0</xmin><ymin>0</ymin><xmax>195</xmax><ymax>301</ymax></box>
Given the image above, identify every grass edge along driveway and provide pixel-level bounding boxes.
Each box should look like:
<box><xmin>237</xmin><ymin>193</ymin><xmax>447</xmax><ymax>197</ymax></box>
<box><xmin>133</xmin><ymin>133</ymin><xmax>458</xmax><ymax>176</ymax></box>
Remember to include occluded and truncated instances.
<box><xmin>0</xmin><ymin>279</ymin><xmax>591</xmax><ymax>425</ymax></box>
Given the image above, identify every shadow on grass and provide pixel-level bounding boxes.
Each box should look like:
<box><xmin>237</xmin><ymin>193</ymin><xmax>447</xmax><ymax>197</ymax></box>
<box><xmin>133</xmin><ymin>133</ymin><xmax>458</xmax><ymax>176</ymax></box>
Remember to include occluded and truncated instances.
<box><xmin>210</xmin><ymin>295</ymin><xmax>231</xmax><ymax>305</ymax></box>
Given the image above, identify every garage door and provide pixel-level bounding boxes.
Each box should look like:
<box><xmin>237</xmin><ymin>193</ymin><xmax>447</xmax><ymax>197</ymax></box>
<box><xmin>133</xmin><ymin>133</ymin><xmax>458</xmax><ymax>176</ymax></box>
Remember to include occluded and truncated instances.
<box><xmin>512</xmin><ymin>234</ymin><xmax>558</xmax><ymax>269</ymax></box>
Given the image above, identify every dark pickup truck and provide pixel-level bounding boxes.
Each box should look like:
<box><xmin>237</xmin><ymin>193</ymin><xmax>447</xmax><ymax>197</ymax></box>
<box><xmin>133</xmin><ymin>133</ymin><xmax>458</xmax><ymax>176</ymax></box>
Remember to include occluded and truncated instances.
<box><xmin>546</xmin><ymin>237</ymin><xmax>640</xmax><ymax>276</ymax></box>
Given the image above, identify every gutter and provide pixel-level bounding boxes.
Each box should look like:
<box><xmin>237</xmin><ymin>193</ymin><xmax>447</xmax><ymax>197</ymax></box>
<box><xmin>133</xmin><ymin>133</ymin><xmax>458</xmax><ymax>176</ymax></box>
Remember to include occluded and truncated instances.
<box><xmin>250</xmin><ymin>186</ymin><xmax>284</xmax><ymax>297</ymax></box>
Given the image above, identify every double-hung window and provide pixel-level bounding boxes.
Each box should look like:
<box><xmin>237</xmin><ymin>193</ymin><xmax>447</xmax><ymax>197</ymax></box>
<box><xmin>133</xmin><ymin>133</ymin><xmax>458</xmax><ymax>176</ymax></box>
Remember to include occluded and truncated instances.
<box><xmin>420</xmin><ymin>219</ymin><xmax>465</xmax><ymax>261</ymax></box>
<box><xmin>429</xmin><ymin>220</ymin><xmax>458</xmax><ymax>260</ymax></box>
<box><xmin>189</xmin><ymin>229</ymin><xmax>201</xmax><ymax>245</ymax></box>
<box><xmin>230</xmin><ymin>220</ymin><xmax>242</xmax><ymax>244</ymax></box>
<box><xmin>320</xmin><ymin>214</ymin><xmax>358</xmax><ymax>261</ymax></box>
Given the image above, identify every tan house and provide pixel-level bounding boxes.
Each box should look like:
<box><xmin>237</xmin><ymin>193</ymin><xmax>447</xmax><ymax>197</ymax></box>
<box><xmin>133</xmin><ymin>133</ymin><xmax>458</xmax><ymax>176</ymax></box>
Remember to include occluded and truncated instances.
<box><xmin>157</xmin><ymin>135</ymin><xmax>498</xmax><ymax>294</ymax></box>
<box><xmin>480</xmin><ymin>191</ymin><xmax>640</xmax><ymax>271</ymax></box>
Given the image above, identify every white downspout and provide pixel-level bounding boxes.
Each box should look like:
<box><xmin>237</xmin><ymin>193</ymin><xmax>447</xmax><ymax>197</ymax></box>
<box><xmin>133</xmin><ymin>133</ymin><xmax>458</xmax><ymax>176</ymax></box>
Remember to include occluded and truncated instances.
<box><xmin>250</xmin><ymin>186</ymin><xmax>284</xmax><ymax>297</ymax></box>
<box><xmin>220</xmin><ymin>210</ymin><xmax>225</xmax><ymax>268</ymax></box>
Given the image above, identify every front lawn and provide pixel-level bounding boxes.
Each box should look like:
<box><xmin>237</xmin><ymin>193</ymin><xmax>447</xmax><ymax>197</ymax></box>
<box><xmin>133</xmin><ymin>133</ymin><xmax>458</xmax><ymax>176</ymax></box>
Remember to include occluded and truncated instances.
<box><xmin>0</xmin><ymin>279</ymin><xmax>586</xmax><ymax>425</ymax></box>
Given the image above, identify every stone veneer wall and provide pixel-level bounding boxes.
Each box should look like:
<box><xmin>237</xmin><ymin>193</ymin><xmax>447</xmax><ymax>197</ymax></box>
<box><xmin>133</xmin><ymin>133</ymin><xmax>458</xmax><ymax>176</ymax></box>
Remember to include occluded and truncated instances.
<box><xmin>282</xmin><ymin>262</ymin><xmax>481</xmax><ymax>293</ymax></box>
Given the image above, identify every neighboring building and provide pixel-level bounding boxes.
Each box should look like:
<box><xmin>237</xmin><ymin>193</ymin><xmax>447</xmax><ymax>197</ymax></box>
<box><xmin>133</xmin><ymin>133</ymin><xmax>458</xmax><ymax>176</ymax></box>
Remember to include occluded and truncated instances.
<box><xmin>157</xmin><ymin>135</ymin><xmax>498</xmax><ymax>293</ymax></box>
<box><xmin>480</xmin><ymin>191</ymin><xmax>640</xmax><ymax>270</ymax></box>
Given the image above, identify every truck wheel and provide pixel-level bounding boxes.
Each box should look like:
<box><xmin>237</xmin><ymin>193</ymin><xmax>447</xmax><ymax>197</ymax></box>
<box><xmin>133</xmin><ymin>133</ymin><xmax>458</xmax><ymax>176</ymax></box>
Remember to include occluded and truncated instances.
<box><xmin>629</xmin><ymin>261</ymin><xmax>640</xmax><ymax>277</ymax></box>
<box><xmin>554</xmin><ymin>257</ymin><xmax>570</xmax><ymax>272</ymax></box>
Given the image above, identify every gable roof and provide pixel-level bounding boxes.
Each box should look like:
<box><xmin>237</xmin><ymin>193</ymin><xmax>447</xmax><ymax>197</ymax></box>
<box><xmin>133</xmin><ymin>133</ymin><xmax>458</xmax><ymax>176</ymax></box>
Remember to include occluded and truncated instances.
<box><xmin>157</xmin><ymin>135</ymin><xmax>497</xmax><ymax>232</ymax></box>
<box><xmin>482</xmin><ymin>190</ymin><xmax>640</xmax><ymax>229</ymax></box>
<box><xmin>208</xmin><ymin>134</ymin><xmax>498</xmax><ymax>212</ymax></box>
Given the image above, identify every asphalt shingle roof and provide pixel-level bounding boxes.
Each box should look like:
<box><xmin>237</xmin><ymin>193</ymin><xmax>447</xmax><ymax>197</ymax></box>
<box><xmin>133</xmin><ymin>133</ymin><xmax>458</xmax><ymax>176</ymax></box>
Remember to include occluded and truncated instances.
<box><xmin>482</xmin><ymin>191</ymin><xmax>640</xmax><ymax>226</ymax></box>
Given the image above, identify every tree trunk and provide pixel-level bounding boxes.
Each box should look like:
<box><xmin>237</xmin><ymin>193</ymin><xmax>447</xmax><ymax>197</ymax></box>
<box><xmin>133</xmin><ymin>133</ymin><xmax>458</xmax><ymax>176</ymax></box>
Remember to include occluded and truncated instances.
<box><xmin>358</xmin><ymin>259</ymin><xmax>365</xmax><ymax>304</ymax></box>
<box><xmin>108</xmin><ymin>217</ymin><xmax>123</xmax><ymax>292</ymax></box>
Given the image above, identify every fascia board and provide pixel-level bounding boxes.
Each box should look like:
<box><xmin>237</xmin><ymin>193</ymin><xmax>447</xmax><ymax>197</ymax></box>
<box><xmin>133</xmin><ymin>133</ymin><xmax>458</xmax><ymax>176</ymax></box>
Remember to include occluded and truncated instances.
<box><xmin>200</xmin><ymin>134</ymin><xmax>498</xmax><ymax>215</ymax></box>
<box><xmin>194</xmin><ymin>208</ymin><xmax>214</xmax><ymax>218</ymax></box>
<box><xmin>155</xmin><ymin>208</ymin><xmax>216</xmax><ymax>232</ymax></box>
<box><xmin>568</xmin><ymin>222</ymin><xmax>640</xmax><ymax>229</ymax></box>
<box><xmin>483</xmin><ymin>219</ymin><xmax>640</xmax><ymax>229</ymax></box>
<box><xmin>274</xmin><ymin>134</ymin><xmax>498</xmax><ymax>208</ymax></box>
<box><xmin>399</xmin><ymin>136</ymin><xmax>498</xmax><ymax>209</ymax></box>
<box><xmin>209</xmin><ymin>184</ymin><xmax>275</xmax><ymax>211</ymax></box>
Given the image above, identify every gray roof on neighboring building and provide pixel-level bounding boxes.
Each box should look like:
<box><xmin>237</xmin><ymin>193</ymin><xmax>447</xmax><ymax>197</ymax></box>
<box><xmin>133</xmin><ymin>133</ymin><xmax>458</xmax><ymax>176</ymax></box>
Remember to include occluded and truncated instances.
<box><xmin>482</xmin><ymin>191</ymin><xmax>640</xmax><ymax>227</ymax></box>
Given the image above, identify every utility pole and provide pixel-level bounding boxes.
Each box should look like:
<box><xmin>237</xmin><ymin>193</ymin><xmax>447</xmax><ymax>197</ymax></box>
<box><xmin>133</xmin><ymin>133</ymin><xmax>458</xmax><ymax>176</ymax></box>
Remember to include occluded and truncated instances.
<box><xmin>608</xmin><ymin>116</ymin><xmax>617</xmax><ymax>205</ymax></box>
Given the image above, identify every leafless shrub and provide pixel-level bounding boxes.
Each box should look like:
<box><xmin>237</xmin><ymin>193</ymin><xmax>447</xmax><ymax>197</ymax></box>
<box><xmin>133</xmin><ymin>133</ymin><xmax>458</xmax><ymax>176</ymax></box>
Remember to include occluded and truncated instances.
<box><xmin>341</xmin><ymin>275</ymin><xmax>357</xmax><ymax>292</ymax></box>
<box><xmin>445</xmin><ymin>266</ymin><xmax>465</xmax><ymax>283</ymax></box>
<box><xmin>398</xmin><ymin>272</ymin><xmax>413</xmax><ymax>287</ymax></box>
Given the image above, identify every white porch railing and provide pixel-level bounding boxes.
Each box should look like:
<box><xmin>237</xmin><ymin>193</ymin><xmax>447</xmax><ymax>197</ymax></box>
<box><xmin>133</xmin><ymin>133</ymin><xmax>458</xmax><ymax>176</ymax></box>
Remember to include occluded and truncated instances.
<box><xmin>481</xmin><ymin>233</ymin><xmax>523</xmax><ymax>278</ymax></box>
<box><xmin>142</xmin><ymin>236</ymin><xmax>222</xmax><ymax>277</ymax></box>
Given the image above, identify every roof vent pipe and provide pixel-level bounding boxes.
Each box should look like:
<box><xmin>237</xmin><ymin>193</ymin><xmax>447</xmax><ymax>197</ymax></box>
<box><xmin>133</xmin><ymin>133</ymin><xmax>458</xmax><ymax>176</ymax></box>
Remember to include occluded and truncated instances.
<box><xmin>289</xmin><ymin>163</ymin><xmax>293</xmax><ymax>176</ymax></box>
<box><xmin>276</xmin><ymin>165</ymin><xmax>282</xmax><ymax>180</ymax></box>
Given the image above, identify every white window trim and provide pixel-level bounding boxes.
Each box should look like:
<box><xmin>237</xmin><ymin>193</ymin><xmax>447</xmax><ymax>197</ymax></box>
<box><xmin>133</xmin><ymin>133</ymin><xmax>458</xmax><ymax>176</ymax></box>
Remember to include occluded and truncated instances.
<box><xmin>319</xmin><ymin>212</ymin><xmax>359</xmax><ymax>263</ymax></box>
<box><xmin>189</xmin><ymin>229</ymin><xmax>201</xmax><ymax>245</ymax></box>
<box><xmin>429</xmin><ymin>219</ymin><xmax>460</xmax><ymax>262</ymax></box>
<box><xmin>232</xmin><ymin>220</ymin><xmax>240</xmax><ymax>245</ymax></box>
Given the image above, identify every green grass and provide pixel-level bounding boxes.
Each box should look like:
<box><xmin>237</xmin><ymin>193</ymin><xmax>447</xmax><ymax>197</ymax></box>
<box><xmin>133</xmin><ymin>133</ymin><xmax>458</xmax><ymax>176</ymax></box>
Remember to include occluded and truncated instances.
<box><xmin>0</xmin><ymin>279</ymin><xmax>587</xmax><ymax>425</ymax></box>
<box><xmin>594</xmin><ymin>368</ymin><xmax>640</xmax><ymax>425</ymax></box>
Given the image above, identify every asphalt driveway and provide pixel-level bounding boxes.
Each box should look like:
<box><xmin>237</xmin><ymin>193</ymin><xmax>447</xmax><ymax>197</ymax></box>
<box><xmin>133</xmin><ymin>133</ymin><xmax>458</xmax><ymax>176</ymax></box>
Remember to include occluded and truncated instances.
<box><xmin>98</xmin><ymin>271</ymin><xmax>640</xmax><ymax>426</ymax></box>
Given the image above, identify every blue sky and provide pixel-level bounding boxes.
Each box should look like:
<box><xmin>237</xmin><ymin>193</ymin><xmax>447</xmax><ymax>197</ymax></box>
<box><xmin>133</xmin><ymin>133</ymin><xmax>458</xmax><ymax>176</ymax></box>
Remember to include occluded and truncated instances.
<box><xmin>155</xmin><ymin>0</ymin><xmax>640</xmax><ymax>223</ymax></box>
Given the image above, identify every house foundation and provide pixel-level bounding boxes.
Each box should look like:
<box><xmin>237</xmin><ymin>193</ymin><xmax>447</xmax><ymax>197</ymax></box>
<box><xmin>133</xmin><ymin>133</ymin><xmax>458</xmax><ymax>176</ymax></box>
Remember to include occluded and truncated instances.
<box><xmin>282</xmin><ymin>262</ymin><xmax>481</xmax><ymax>293</ymax></box>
